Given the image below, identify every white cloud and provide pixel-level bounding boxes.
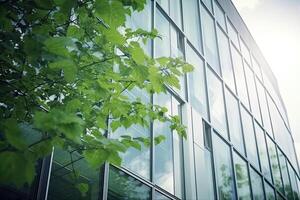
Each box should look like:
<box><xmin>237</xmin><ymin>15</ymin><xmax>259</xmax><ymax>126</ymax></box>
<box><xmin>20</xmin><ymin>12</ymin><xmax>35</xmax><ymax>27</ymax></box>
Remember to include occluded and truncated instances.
<box><xmin>231</xmin><ymin>0</ymin><xmax>262</xmax><ymax>10</ymax></box>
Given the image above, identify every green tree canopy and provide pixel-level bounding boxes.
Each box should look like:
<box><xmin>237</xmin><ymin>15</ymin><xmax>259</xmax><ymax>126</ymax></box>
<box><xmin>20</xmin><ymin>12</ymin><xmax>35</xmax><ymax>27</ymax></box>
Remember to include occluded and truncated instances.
<box><xmin>0</xmin><ymin>0</ymin><xmax>193</xmax><ymax>190</ymax></box>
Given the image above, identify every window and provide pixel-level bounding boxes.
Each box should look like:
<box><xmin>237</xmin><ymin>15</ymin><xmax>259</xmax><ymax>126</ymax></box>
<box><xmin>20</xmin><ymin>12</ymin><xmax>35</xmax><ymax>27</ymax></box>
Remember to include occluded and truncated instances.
<box><xmin>278</xmin><ymin>149</ymin><xmax>293</xmax><ymax>198</ymax></box>
<box><xmin>182</xmin><ymin>0</ymin><xmax>202</xmax><ymax>52</ymax></box>
<box><xmin>155</xmin><ymin>9</ymin><xmax>170</xmax><ymax>58</ymax></box>
<box><xmin>254</xmin><ymin>122</ymin><xmax>272</xmax><ymax>181</ymax></box>
<box><xmin>241</xmin><ymin>107</ymin><xmax>259</xmax><ymax>169</ymax></box>
<box><xmin>186</xmin><ymin>44</ymin><xmax>208</xmax><ymax>119</ymax></box>
<box><xmin>288</xmin><ymin>164</ymin><xmax>300</xmax><ymax>199</ymax></box>
<box><xmin>252</xmin><ymin>56</ymin><xmax>262</xmax><ymax>80</ymax></box>
<box><xmin>256</xmin><ymin>79</ymin><xmax>272</xmax><ymax>134</ymax></box>
<box><xmin>207</xmin><ymin>69</ymin><xmax>227</xmax><ymax>138</ymax></box>
<box><xmin>217</xmin><ymin>26</ymin><xmax>235</xmax><ymax>92</ymax></box>
<box><xmin>266</xmin><ymin>136</ymin><xmax>283</xmax><ymax>191</ymax></box>
<box><xmin>244</xmin><ymin>64</ymin><xmax>261</xmax><ymax>124</ymax></box>
<box><xmin>265</xmin><ymin>182</ymin><xmax>275</xmax><ymax>200</ymax></box>
<box><xmin>202</xmin><ymin>0</ymin><xmax>213</xmax><ymax>12</ymax></box>
<box><xmin>231</xmin><ymin>45</ymin><xmax>250</xmax><ymax>109</ymax></box>
<box><xmin>227</xmin><ymin>20</ymin><xmax>239</xmax><ymax>49</ymax></box>
<box><xmin>107</xmin><ymin>167</ymin><xmax>151</xmax><ymax>200</ymax></box>
<box><xmin>250</xmin><ymin>168</ymin><xmax>264</xmax><ymax>200</ymax></box>
<box><xmin>170</xmin><ymin>0</ymin><xmax>182</xmax><ymax>28</ymax></box>
<box><xmin>47</xmin><ymin>149</ymin><xmax>100</xmax><ymax>200</ymax></box>
<box><xmin>213</xmin><ymin>134</ymin><xmax>235</xmax><ymax>200</ymax></box>
<box><xmin>153</xmin><ymin>93</ymin><xmax>183</xmax><ymax>197</ymax></box>
<box><xmin>233</xmin><ymin>153</ymin><xmax>251</xmax><ymax>200</ymax></box>
<box><xmin>191</xmin><ymin>108</ymin><xmax>204</xmax><ymax>146</ymax></box>
<box><xmin>157</xmin><ymin>0</ymin><xmax>169</xmax><ymax>14</ymax></box>
<box><xmin>240</xmin><ymin>39</ymin><xmax>251</xmax><ymax>64</ymax></box>
<box><xmin>201</xmin><ymin>5</ymin><xmax>220</xmax><ymax>74</ymax></box>
<box><xmin>225</xmin><ymin>89</ymin><xmax>244</xmax><ymax>154</ymax></box>
<box><xmin>194</xmin><ymin>145</ymin><xmax>215</xmax><ymax>199</ymax></box>
<box><xmin>154</xmin><ymin>191</ymin><xmax>171</xmax><ymax>200</ymax></box>
<box><xmin>214</xmin><ymin>1</ymin><xmax>226</xmax><ymax>30</ymax></box>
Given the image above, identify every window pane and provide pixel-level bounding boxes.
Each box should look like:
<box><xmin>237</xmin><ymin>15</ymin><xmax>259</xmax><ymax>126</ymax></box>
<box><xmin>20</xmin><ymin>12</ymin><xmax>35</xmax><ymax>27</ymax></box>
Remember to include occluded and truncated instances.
<box><xmin>231</xmin><ymin>46</ymin><xmax>249</xmax><ymax>109</ymax></box>
<box><xmin>244</xmin><ymin>65</ymin><xmax>261</xmax><ymax>123</ymax></box>
<box><xmin>252</xmin><ymin>57</ymin><xmax>262</xmax><ymax>80</ymax></box>
<box><xmin>108</xmin><ymin>167</ymin><xmax>151</xmax><ymax>200</ymax></box>
<box><xmin>225</xmin><ymin>89</ymin><xmax>244</xmax><ymax>154</ymax></box>
<box><xmin>250</xmin><ymin>168</ymin><xmax>264</xmax><ymax>200</ymax></box>
<box><xmin>278</xmin><ymin>149</ymin><xmax>293</xmax><ymax>198</ymax></box>
<box><xmin>154</xmin><ymin>191</ymin><xmax>171</xmax><ymax>200</ymax></box>
<box><xmin>47</xmin><ymin>149</ymin><xmax>100</xmax><ymax>200</ymax></box>
<box><xmin>207</xmin><ymin>69</ymin><xmax>227</xmax><ymax>138</ymax></box>
<box><xmin>288</xmin><ymin>164</ymin><xmax>300</xmax><ymax>200</ymax></box>
<box><xmin>182</xmin><ymin>0</ymin><xmax>202</xmax><ymax>52</ymax></box>
<box><xmin>215</xmin><ymin>1</ymin><xmax>226</xmax><ymax>30</ymax></box>
<box><xmin>213</xmin><ymin>134</ymin><xmax>235</xmax><ymax>200</ymax></box>
<box><xmin>201</xmin><ymin>5</ymin><xmax>220</xmax><ymax>74</ymax></box>
<box><xmin>265</xmin><ymin>182</ymin><xmax>275</xmax><ymax>200</ymax></box>
<box><xmin>194</xmin><ymin>145</ymin><xmax>215</xmax><ymax>200</ymax></box>
<box><xmin>202</xmin><ymin>0</ymin><xmax>213</xmax><ymax>12</ymax></box>
<box><xmin>254</xmin><ymin>122</ymin><xmax>272</xmax><ymax>181</ymax></box>
<box><xmin>217</xmin><ymin>27</ymin><xmax>235</xmax><ymax>91</ymax></box>
<box><xmin>170</xmin><ymin>0</ymin><xmax>182</xmax><ymax>28</ymax></box>
<box><xmin>155</xmin><ymin>10</ymin><xmax>170</xmax><ymax>58</ymax></box>
<box><xmin>227</xmin><ymin>20</ymin><xmax>239</xmax><ymax>49</ymax></box>
<box><xmin>266</xmin><ymin>136</ymin><xmax>283</xmax><ymax>191</ymax></box>
<box><xmin>256</xmin><ymin>80</ymin><xmax>272</xmax><ymax>134</ymax></box>
<box><xmin>241</xmin><ymin>107</ymin><xmax>259</xmax><ymax>169</ymax></box>
<box><xmin>233</xmin><ymin>153</ymin><xmax>251</xmax><ymax>200</ymax></box>
<box><xmin>157</xmin><ymin>0</ymin><xmax>169</xmax><ymax>13</ymax></box>
<box><xmin>192</xmin><ymin>108</ymin><xmax>205</xmax><ymax>146</ymax></box>
<box><xmin>240</xmin><ymin>39</ymin><xmax>251</xmax><ymax>64</ymax></box>
<box><xmin>153</xmin><ymin>93</ymin><xmax>174</xmax><ymax>193</ymax></box>
<box><xmin>186</xmin><ymin>44</ymin><xmax>208</xmax><ymax>119</ymax></box>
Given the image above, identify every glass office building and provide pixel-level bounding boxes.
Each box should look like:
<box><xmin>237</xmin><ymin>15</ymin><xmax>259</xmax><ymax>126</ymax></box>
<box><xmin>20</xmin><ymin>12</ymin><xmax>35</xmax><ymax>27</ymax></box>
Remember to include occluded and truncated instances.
<box><xmin>3</xmin><ymin>0</ymin><xmax>299</xmax><ymax>199</ymax></box>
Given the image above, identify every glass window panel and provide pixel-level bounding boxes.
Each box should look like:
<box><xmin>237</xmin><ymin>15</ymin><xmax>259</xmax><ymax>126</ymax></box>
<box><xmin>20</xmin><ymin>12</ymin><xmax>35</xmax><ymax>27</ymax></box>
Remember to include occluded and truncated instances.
<box><xmin>107</xmin><ymin>167</ymin><xmax>151</xmax><ymax>200</ymax></box>
<box><xmin>225</xmin><ymin>89</ymin><xmax>244</xmax><ymax>154</ymax></box>
<box><xmin>47</xmin><ymin>149</ymin><xmax>100</xmax><ymax>200</ymax></box>
<box><xmin>266</xmin><ymin>136</ymin><xmax>283</xmax><ymax>191</ymax></box>
<box><xmin>254</xmin><ymin>122</ymin><xmax>272</xmax><ymax>181</ymax></box>
<box><xmin>244</xmin><ymin>65</ymin><xmax>261</xmax><ymax>123</ymax></box>
<box><xmin>207</xmin><ymin>69</ymin><xmax>228</xmax><ymax>138</ymax></box>
<box><xmin>170</xmin><ymin>0</ymin><xmax>182</xmax><ymax>28</ymax></box>
<box><xmin>289</xmin><ymin>164</ymin><xmax>300</xmax><ymax>200</ymax></box>
<box><xmin>194</xmin><ymin>145</ymin><xmax>215</xmax><ymax>200</ymax></box>
<box><xmin>157</xmin><ymin>0</ymin><xmax>169</xmax><ymax>14</ymax></box>
<box><xmin>240</xmin><ymin>39</ymin><xmax>251</xmax><ymax>64</ymax></box>
<box><xmin>265</xmin><ymin>182</ymin><xmax>275</xmax><ymax>200</ymax></box>
<box><xmin>153</xmin><ymin>93</ymin><xmax>174</xmax><ymax>193</ymax></box>
<box><xmin>186</xmin><ymin>44</ymin><xmax>208</xmax><ymax>119</ymax></box>
<box><xmin>227</xmin><ymin>20</ymin><xmax>239</xmax><ymax>49</ymax></box>
<box><xmin>241</xmin><ymin>107</ymin><xmax>259</xmax><ymax>169</ymax></box>
<box><xmin>192</xmin><ymin>109</ymin><xmax>204</xmax><ymax>147</ymax></box>
<box><xmin>215</xmin><ymin>1</ymin><xmax>226</xmax><ymax>30</ymax></box>
<box><xmin>154</xmin><ymin>191</ymin><xmax>171</xmax><ymax>200</ymax></box>
<box><xmin>278</xmin><ymin>149</ymin><xmax>293</xmax><ymax>198</ymax></box>
<box><xmin>252</xmin><ymin>56</ymin><xmax>262</xmax><ymax>80</ymax></box>
<box><xmin>250</xmin><ymin>168</ymin><xmax>265</xmax><ymax>200</ymax></box>
<box><xmin>201</xmin><ymin>5</ymin><xmax>220</xmax><ymax>74</ymax></box>
<box><xmin>217</xmin><ymin>27</ymin><xmax>235</xmax><ymax>91</ymax></box>
<box><xmin>256</xmin><ymin>80</ymin><xmax>272</xmax><ymax>134</ymax></box>
<box><xmin>231</xmin><ymin>46</ymin><xmax>250</xmax><ymax>109</ymax></box>
<box><xmin>182</xmin><ymin>0</ymin><xmax>203</xmax><ymax>52</ymax></box>
<box><xmin>233</xmin><ymin>153</ymin><xmax>251</xmax><ymax>200</ymax></box>
<box><xmin>213</xmin><ymin>134</ymin><xmax>235</xmax><ymax>200</ymax></box>
<box><xmin>155</xmin><ymin>9</ymin><xmax>170</xmax><ymax>58</ymax></box>
<box><xmin>202</xmin><ymin>0</ymin><xmax>213</xmax><ymax>12</ymax></box>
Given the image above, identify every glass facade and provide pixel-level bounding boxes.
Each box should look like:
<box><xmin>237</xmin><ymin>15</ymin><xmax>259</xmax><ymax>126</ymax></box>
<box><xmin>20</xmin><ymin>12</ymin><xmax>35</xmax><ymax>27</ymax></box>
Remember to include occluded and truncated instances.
<box><xmin>18</xmin><ymin>1</ymin><xmax>300</xmax><ymax>200</ymax></box>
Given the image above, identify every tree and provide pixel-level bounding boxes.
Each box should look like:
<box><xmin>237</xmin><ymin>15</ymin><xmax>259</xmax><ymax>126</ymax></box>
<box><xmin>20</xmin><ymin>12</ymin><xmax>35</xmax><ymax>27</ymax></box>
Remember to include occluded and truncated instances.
<box><xmin>0</xmin><ymin>0</ymin><xmax>193</xmax><ymax>193</ymax></box>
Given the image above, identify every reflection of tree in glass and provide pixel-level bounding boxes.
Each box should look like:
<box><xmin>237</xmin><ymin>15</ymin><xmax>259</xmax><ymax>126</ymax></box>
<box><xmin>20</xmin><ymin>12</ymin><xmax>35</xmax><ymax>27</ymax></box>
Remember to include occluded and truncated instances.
<box><xmin>234</xmin><ymin>163</ymin><xmax>251</xmax><ymax>200</ymax></box>
<box><xmin>218</xmin><ymin>164</ymin><xmax>233</xmax><ymax>200</ymax></box>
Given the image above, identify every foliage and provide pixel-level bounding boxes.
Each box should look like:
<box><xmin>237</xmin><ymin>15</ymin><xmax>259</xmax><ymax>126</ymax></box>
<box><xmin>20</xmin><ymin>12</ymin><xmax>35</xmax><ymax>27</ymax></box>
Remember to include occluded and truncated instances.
<box><xmin>0</xmin><ymin>0</ymin><xmax>193</xmax><ymax>189</ymax></box>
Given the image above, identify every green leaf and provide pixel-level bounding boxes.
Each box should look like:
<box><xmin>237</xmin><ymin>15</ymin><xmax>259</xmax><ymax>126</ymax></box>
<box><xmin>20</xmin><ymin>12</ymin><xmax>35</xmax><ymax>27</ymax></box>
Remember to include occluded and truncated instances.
<box><xmin>49</xmin><ymin>59</ymin><xmax>77</xmax><ymax>82</ymax></box>
<box><xmin>130</xmin><ymin>42</ymin><xmax>146</xmax><ymax>65</ymax></box>
<box><xmin>83</xmin><ymin>149</ymin><xmax>108</xmax><ymax>169</ymax></box>
<box><xmin>154</xmin><ymin>135</ymin><xmax>166</xmax><ymax>145</ymax></box>
<box><xmin>182</xmin><ymin>63</ymin><xmax>194</xmax><ymax>73</ymax></box>
<box><xmin>75</xmin><ymin>183</ymin><xmax>89</xmax><ymax>197</ymax></box>
<box><xmin>4</xmin><ymin>119</ymin><xmax>27</xmax><ymax>150</ymax></box>
<box><xmin>44</xmin><ymin>37</ymin><xmax>74</xmax><ymax>57</ymax></box>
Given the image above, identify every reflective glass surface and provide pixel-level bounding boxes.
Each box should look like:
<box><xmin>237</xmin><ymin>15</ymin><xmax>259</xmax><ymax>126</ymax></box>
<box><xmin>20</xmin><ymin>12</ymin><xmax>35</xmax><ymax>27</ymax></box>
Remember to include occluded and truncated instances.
<box><xmin>265</xmin><ymin>182</ymin><xmax>275</xmax><ymax>200</ymax></box>
<box><xmin>215</xmin><ymin>1</ymin><xmax>226</xmax><ymax>30</ymax></box>
<box><xmin>227</xmin><ymin>20</ymin><xmax>239</xmax><ymax>49</ymax></box>
<box><xmin>155</xmin><ymin>9</ymin><xmax>170</xmax><ymax>58</ymax></box>
<box><xmin>250</xmin><ymin>168</ymin><xmax>265</xmax><ymax>200</ymax></box>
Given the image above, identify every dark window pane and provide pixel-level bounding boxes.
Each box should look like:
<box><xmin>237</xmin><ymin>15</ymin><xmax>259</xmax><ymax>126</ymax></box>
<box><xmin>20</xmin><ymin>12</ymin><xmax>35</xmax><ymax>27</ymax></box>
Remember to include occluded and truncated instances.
<box><xmin>213</xmin><ymin>134</ymin><xmax>235</xmax><ymax>200</ymax></box>
<box><xmin>233</xmin><ymin>153</ymin><xmax>251</xmax><ymax>200</ymax></box>
<box><xmin>207</xmin><ymin>69</ymin><xmax>227</xmax><ymax>138</ymax></box>
<box><xmin>201</xmin><ymin>5</ymin><xmax>220</xmax><ymax>74</ymax></box>
<box><xmin>225</xmin><ymin>89</ymin><xmax>244</xmax><ymax>154</ymax></box>
<box><xmin>186</xmin><ymin>44</ymin><xmax>208</xmax><ymax>119</ymax></box>
<box><xmin>108</xmin><ymin>167</ymin><xmax>151</xmax><ymax>200</ymax></box>
<box><xmin>250</xmin><ymin>168</ymin><xmax>265</xmax><ymax>200</ymax></box>
<box><xmin>182</xmin><ymin>0</ymin><xmax>203</xmax><ymax>52</ymax></box>
<box><xmin>241</xmin><ymin>107</ymin><xmax>259</xmax><ymax>169</ymax></box>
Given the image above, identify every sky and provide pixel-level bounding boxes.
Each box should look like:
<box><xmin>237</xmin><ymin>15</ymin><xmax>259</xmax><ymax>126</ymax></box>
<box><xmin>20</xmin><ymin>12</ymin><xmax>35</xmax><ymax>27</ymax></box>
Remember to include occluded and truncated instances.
<box><xmin>231</xmin><ymin>0</ymin><xmax>300</xmax><ymax>161</ymax></box>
